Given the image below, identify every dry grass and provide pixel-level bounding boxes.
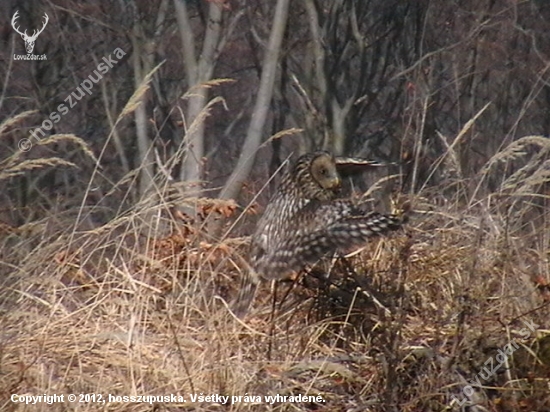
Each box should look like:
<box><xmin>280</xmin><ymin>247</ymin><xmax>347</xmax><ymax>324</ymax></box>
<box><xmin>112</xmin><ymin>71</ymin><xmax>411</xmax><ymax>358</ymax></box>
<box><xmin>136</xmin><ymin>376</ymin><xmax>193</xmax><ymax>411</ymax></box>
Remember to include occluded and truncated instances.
<box><xmin>1</xmin><ymin>133</ymin><xmax>549</xmax><ymax>412</ymax></box>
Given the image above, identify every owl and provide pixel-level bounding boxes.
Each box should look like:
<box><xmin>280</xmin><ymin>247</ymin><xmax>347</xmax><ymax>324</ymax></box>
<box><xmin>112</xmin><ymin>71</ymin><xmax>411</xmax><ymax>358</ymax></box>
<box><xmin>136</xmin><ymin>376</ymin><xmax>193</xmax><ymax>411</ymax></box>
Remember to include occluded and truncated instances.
<box><xmin>232</xmin><ymin>150</ymin><xmax>407</xmax><ymax>317</ymax></box>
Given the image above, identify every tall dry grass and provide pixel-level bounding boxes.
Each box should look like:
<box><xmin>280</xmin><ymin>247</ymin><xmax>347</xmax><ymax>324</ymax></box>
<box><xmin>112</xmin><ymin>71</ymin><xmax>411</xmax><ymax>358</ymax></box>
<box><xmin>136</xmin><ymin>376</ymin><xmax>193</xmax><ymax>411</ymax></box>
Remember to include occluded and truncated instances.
<box><xmin>0</xmin><ymin>106</ymin><xmax>549</xmax><ymax>412</ymax></box>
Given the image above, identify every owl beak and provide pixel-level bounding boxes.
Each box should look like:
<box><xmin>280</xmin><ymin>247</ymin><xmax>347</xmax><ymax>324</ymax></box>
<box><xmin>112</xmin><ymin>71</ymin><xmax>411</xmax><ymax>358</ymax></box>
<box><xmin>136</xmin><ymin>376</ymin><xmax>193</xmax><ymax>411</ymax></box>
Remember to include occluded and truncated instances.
<box><xmin>331</xmin><ymin>176</ymin><xmax>341</xmax><ymax>190</ymax></box>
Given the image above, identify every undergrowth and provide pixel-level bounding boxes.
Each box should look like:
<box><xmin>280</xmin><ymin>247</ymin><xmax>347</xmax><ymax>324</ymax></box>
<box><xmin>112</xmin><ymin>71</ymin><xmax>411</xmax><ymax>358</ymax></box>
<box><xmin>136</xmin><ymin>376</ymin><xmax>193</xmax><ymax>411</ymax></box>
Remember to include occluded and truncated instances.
<box><xmin>0</xmin><ymin>115</ymin><xmax>549</xmax><ymax>411</ymax></box>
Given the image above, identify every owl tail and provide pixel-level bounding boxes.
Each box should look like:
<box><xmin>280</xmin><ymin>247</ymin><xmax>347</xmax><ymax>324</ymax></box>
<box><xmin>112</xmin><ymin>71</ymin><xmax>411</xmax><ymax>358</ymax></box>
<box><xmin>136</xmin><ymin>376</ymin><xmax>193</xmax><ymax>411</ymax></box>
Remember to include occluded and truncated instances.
<box><xmin>231</xmin><ymin>268</ymin><xmax>260</xmax><ymax>318</ymax></box>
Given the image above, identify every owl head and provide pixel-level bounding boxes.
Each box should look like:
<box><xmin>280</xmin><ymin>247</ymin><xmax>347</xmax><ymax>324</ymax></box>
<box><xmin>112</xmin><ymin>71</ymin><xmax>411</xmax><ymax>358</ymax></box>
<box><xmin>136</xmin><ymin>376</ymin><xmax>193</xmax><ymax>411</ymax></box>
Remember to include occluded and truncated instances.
<box><xmin>293</xmin><ymin>151</ymin><xmax>341</xmax><ymax>200</ymax></box>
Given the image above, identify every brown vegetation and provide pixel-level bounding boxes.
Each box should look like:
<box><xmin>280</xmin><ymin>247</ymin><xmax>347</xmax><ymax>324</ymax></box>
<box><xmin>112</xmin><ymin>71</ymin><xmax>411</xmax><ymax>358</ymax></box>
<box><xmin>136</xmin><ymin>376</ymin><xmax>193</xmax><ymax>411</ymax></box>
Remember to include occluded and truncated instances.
<box><xmin>1</xmin><ymin>1</ymin><xmax>550</xmax><ymax>411</ymax></box>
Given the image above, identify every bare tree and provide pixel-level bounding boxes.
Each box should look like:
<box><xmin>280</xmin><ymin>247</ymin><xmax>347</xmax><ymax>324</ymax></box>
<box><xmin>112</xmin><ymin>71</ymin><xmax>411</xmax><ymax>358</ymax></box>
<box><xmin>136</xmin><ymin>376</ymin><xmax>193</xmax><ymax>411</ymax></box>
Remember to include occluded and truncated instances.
<box><xmin>294</xmin><ymin>0</ymin><xmax>426</xmax><ymax>157</ymax></box>
<box><xmin>127</xmin><ymin>0</ymin><xmax>172</xmax><ymax>197</ymax></box>
<box><xmin>174</xmin><ymin>0</ymin><xmax>224</xmax><ymax>187</ymax></box>
<box><xmin>218</xmin><ymin>0</ymin><xmax>291</xmax><ymax>202</ymax></box>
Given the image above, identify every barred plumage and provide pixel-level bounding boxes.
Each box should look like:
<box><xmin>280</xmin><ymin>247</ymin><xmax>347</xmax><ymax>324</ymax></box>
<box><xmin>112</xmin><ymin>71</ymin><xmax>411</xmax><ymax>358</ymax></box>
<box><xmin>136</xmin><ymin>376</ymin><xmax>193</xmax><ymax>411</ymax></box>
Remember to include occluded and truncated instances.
<box><xmin>232</xmin><ymin>151</ymin><xmax>406</xmax><ymax>317</ymax></box>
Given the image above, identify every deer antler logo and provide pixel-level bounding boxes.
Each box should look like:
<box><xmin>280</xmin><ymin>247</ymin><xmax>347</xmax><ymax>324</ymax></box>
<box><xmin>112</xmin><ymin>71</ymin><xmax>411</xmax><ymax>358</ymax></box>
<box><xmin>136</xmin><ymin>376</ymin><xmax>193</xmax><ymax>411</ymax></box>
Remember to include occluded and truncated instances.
<box><xmin>11</xmin><ymin>11</ymin><xmax>49</xmax><ymax>54</ymax></box>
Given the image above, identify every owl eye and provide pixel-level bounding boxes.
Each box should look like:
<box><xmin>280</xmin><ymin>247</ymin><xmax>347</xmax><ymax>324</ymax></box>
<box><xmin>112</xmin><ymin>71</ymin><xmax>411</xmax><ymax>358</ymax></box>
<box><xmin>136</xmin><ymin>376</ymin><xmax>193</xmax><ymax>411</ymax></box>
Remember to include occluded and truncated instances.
<box><xmin>320</xmin><ymin>168</ymin><xmax>328</xmax><ymax>176</ymax></box>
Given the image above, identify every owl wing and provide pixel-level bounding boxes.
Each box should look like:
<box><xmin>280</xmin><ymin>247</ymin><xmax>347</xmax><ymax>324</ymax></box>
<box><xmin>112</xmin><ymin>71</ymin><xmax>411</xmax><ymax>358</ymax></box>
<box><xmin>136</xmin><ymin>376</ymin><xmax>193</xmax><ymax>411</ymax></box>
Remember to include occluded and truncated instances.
<box><xmin>257</xmin><ymin>209</ymin><xmax>404</xmax><ymax>281</ymax></box>
<box><xmin>334</xmin><ymin>156</ymin><xmax>397</xmax><ymax>177</ymax></box>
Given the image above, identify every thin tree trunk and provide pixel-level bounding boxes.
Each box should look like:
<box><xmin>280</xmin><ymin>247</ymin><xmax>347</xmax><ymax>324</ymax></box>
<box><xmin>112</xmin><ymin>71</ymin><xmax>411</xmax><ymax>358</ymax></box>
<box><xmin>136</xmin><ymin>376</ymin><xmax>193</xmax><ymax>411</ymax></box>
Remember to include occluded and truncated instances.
<box><xmin>174</xmin><ymin>0</ymin><xmax>223</xmax><ymax>186</ymax></box>
<box><xmin>132</xmin><ymin>23</ymin><xmax>155</xmax><ymax>197</ymax></box>
<box><xmin>218</xmin><ymin>0</ymin><xmax>290</xmax><ymax>201</ymax></box>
